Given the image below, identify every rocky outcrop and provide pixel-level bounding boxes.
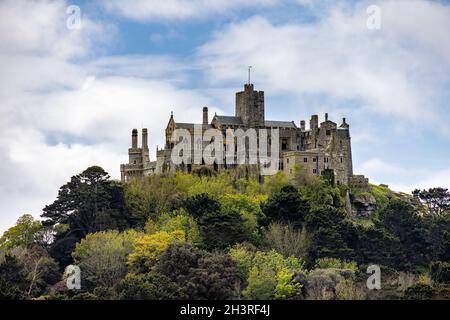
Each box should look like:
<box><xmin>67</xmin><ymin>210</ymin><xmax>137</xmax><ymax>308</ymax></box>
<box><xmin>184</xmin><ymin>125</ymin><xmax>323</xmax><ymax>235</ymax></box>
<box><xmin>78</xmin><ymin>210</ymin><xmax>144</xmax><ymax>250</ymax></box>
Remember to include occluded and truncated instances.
<box><xmin>351</xmin><ymin>193</ymin><xmax>377</xmax><ymax>217</ymax></box>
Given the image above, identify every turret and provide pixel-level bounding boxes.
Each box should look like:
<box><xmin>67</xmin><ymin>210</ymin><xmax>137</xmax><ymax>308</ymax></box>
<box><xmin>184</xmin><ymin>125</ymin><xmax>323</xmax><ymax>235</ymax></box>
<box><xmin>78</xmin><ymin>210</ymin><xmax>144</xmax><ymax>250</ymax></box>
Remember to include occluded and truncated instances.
<box><xmin>235</xmin><ymin>84</ymin><xmax>265</xmax><ymax>127</ymax></box>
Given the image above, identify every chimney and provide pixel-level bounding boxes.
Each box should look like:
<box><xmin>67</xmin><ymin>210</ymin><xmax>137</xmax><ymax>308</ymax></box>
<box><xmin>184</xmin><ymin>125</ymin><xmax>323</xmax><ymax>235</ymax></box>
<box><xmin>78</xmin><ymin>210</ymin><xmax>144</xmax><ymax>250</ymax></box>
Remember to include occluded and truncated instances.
<box><xmin>132</xmin><ymin>129</ymin><xmax>138</xmax><ymax>149</ymax></box>
<box><xmin>203</xmin><ymin>106</ymin><xmax>208</xmax><ymax>125</ymax></box>
<box><xmin>142</xmin><ymin>128</ymin><xmax>148</xmax><ymax>150</ymax></box>
<box><xmin>310</xmin><ymin>115</ymin><xmax>319</xmax><ymax>130</ymax></box>
<box><xmin>300</xmin><ymin>120</ymin><xmax>305</xmax><ymax>131</ymax></box>
<box><xmin>325</xmin><ymin>113</ymin><xmax>329</xmax><ymax>121</ymax></box>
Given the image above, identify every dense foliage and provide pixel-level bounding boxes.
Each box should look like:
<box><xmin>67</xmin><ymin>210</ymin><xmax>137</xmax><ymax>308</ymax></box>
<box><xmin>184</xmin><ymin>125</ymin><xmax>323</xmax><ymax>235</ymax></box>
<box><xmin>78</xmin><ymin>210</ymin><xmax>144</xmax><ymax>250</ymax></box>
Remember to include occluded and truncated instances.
<box><xmin>0</xmin><ymin>166</ymin><xmax>449</xmax><ymax>300</ymax></box>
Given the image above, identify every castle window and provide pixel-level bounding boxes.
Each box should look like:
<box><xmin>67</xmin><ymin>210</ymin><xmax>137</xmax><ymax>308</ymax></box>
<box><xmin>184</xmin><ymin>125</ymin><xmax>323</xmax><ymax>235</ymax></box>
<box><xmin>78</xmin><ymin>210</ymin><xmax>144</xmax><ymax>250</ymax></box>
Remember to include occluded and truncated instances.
<box><xmin>313</xmin><ymin>157</ymin><xmax>317</xmax><ymax>162</ymax></box>
<box><xmin>304</xmin><ymin>157</ymin><xmax>308</xmax><ymax>163</ymax></box>
<box><xmin>282</xmin><ymin>139</ymin><xmax>288</xmax><ymax>150</ymax></box>
<box><xmin>313</xmin><ymin>169</ymin><xmax>317</xmax><ymax>174</ymax></box>
<box><xmin>326</xmin><ymin>130</ymin><xmax>331</xmax><ymax>136</ymax></box>
<box><xmin>340</xmin><ymin>157</ymin><xmax>343</xmax><ymax>163</ymax></box>
<box><xmin>287</xmin><ymin>158</ymin><xmax>289</xmax><ymax>164</ymax></box>
<box><xmin>297</xmin><ymin>145</ymin><xmax>299</xmax><ymax>150</ymax></box>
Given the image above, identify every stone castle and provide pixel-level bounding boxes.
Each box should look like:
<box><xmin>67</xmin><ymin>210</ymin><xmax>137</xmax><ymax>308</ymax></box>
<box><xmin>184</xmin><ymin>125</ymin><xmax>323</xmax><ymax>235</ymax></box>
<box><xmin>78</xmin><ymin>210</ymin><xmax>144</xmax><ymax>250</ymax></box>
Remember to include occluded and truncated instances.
<box><xmin>121</xmin><ymin>83</ymin><xmax>357</xmax><ymax>186</ymax></box>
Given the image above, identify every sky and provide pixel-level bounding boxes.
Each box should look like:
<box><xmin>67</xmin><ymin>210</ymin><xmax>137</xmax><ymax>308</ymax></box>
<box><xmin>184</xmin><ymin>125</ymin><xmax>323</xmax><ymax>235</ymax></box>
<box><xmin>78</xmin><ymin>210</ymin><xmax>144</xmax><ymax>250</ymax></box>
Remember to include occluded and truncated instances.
<box><xmin>1</xmin><ymin>0</ymin><xmax>450</xmax><ymax>233</ymax></box>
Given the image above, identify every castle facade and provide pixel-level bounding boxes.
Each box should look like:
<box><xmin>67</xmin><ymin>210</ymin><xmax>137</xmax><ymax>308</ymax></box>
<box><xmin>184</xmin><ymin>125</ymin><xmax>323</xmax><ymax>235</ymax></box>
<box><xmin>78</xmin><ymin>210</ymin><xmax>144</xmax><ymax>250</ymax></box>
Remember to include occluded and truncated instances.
<box><xmin>121</xmin><ymin>84</ymin><xmax>354</xmax><ymax>185</ymax></box>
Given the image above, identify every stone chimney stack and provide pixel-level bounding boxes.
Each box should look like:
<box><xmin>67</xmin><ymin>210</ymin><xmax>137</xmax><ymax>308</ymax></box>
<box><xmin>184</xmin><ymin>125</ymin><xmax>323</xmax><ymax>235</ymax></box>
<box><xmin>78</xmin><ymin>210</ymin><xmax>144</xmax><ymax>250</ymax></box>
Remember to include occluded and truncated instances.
<box><xmin>132</xmin><ymin>129</ymin><xmax>138</xmax><ymax>149</ymax></box>
<box><xmin>142</xmin><ymin>128</ymin><xmax>148</xmax><ymax>150</ymax></box>
<box><xmin>300</xmin><ymin>120</ymin><xmax>305</xmax><ymax>131</ymax></box>
<box><xmin>203</xmin><ymin>106</ymin><xmax>208</xmax><ymax>125</ymax></box>
<box><xmin>310</xmin><ymin>115</ymin><xmax>319</xmax><ymax>130</ymax></box>
<box><xmin>325</xmin><ymin>113</ymin><xmax>329</xmax><ymax>121</ymax></box>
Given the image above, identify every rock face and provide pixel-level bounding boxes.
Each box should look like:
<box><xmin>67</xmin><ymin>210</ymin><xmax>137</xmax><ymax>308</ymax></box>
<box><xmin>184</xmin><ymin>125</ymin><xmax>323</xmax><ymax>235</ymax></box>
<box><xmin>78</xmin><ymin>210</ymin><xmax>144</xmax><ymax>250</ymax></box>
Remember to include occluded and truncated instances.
<box><xmin>352</xmin><ymin>193</ymin><xmax>377</xmax><ymax>217</ymax></box>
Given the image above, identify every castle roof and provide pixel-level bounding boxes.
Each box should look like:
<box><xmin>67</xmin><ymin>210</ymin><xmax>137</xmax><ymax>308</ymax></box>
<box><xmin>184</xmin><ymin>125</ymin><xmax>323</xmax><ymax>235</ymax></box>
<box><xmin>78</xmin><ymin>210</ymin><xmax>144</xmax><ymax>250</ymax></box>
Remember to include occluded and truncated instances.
<box><xmin>214</xmin><ymin>115</ymin><xmax>243</xmax><ymax>125</ymax></box>
<box><xmin>175</xmin><ymin>122</ymin><xmax>211</xmax><ymax>129</ymax></box>
<box><xmin>264</xmin><ymin>120</ymin><xmax>297</xmax><ymax>129</ymax></box>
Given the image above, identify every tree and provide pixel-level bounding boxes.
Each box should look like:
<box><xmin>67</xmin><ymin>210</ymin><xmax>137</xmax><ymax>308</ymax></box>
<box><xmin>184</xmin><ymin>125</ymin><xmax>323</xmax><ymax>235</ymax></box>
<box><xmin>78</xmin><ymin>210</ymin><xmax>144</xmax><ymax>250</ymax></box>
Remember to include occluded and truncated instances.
<box><xmin>185</xmin><ymin>252</ymin><xmax>242</xmax><ymax>300</ymax></box>
<box><xmin>11</xmin><ymin>245</ymin><xmax>60</xmax><ymax>297</ymax></box>
<box><xmin>219</xmin><ymin>194</ymin><xmax>264</xmax><ymax>239</ymax></box>
<box><xmin>145</xmin><ymin>209</ymin><xmax>201</xmax><ymax>245</ymax></box>
<box><xmin>157</xmin><ymin>243</ymin><xmax>241</xmax><ymax>300</ymax></box>
<box><xmin>274</xmin><ymin>268</ymin><xmax>303</xmax><ymax>300</ymax></box>
<box><xmin>184</xmin><ymin>193</ymin><xmax>221</xmax><ymax>219</ymax></box>
<box><xmin>42</xmin><ymin>166</ymin><xmax>129</xmax><ymax>267</ymax></box>
<box><xmin>264</xmin><ymin>223</ymin><xmax>310</xmax><ymax>261</ymax></box>
<box><xmin>72</xmin><ymin>230</ymin><xmax>142</xmax><ymax>289</ymax></box>
<box><xmin>0</xmin><ymin>215</ymin><xmax>45</xmax><ymax>249</ymax></box>
<box><xmin>430</xmin><ymin>261</ymin><xmax>450</xmax><ymax>284</ymax></box>
<box><xmin>185</xmin><ymin>193</ymin><xmax>248</xmax><ymax>250</ymax></box>
<box><xmin>199</xmin><ymin>209</ymin><xmax>249</xmax><ymax>250</ymax></box>
<box><xmin>115</xmin><ymin>272</ymin><xmax>185</xmax><ymax>300</ymax></box>
<box><xmin>261</xmin><ymin>185</ymin><xmax>309</xmax><ymax>227</ymax></box>
<box><xmin>0</xmin><ymin>254</ymin><xmax>29</xmax><ymax>300</ymax></box>
<box><xmin>156</xmin><ymin>243</ymin><xmax>204</xmax><ymax>284</ymax></box>
<box><xmin>128</xmin><ymin>230</ymin><xmax>185</xmax><ymax>273</ymax></box>
<box><xmin>239</xmin><ymin>250</ymin><xmax>303</xmax><ymax>300</ymax></box>
<box><xmin>304</xmin><ymin>206</ymin><xmax>354</xmax><ymax>263</ymax></box>
<box><xmin>413</xmin><ymin>188</ymin><xmax>450</xmax><ymax>217</ymax></box>
<box><xmin>377</xmin><ymin>200</ymin><xmax>432</xmax><ymax>269</ymax></box>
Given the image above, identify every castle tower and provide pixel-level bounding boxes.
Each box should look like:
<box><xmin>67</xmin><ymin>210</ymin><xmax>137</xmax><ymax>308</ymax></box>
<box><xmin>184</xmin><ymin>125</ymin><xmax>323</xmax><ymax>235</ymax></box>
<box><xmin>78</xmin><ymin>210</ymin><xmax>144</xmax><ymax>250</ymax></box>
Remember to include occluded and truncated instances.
<box><xmin>235</xmin><ymin>84</ymin><xmax>265</xmax><ymax>127</ymax></box>
<box><xmin>129</xmin><ymin>129</ymin><xmax>142</xmax><ymax>165</ymax></box>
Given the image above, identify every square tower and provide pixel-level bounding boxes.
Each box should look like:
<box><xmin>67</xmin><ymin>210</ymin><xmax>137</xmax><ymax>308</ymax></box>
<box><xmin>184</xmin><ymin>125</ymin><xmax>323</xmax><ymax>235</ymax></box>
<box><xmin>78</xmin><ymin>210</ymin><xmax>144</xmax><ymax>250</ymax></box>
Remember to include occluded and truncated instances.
<box><xmin>235</xmin><ymin>84</ymin><xmax>265</xmax><ymax>127</ymax></box>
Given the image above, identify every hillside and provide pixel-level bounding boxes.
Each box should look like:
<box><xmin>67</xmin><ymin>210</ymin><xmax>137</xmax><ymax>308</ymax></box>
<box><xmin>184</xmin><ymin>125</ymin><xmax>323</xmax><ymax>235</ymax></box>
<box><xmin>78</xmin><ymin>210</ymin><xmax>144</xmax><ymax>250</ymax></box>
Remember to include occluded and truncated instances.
<box><xmin>0</xmin><ymin>165</ymin><xmax>449</xmax><ymax>300</ymax></box>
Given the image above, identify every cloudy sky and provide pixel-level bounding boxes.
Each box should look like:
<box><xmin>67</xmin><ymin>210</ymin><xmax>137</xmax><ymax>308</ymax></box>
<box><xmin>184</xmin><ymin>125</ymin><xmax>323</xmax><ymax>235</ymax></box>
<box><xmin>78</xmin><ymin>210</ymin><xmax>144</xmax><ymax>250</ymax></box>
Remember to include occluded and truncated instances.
<box><xmin>1</xmin><ymin>0</ymin><xmax>450</xmax><ymax>233</ymax></box>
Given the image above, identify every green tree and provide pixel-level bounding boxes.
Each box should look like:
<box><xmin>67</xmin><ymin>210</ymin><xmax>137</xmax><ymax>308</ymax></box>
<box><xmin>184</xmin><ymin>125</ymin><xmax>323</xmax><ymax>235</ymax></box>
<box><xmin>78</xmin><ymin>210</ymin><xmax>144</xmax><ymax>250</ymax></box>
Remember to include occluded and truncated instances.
<box><xmin>185</xmin><ymin>252</ymin><xmax>242</xmax><ymax>300</ymax></box>
<box><xmin>157</xmin><ymin>243</ymin><xmax>241</xmax><ymax>299</ymax></box>
<box><xmin>305</xmin><ymin>206</ymin><xmax>354</xmax><ymax>263</ymax></box>
<box><xmin>185</xmin><ymin>193</ymin><xmax>248</xmax><ymax>250</ymax></box>
<box><xmin>128</xmin><ymin>230</ymin><xmax>185</xmax><ymax>273</ymax></box>
<box><xmin>0</xmin><ymin>215</ymin><xmax>45</xmax><ymax>249</ymax></box>
<box><xmin>264</xmin><ymin>223</ymin><xmax>310</xmax><ymax>261</ymax></box>
<box><xmin>72</xmin><ymin>230</ymin><xmax>142</xmax><ymax>289</ymax></box>
<box><xmin>145</xmin><ymin>209</ymin><xmax>201</xmax><ymax>245</ymax></box>
<box><xmin>240</xmin><ymin>250</ymin><xmax>303</xmax><ymax>300</ymax></box>
<box><xmin>116</xmin><ymin>272</ymin><xmax>185</xmax><ymax>300</ymax></box>
<box><xmin>42</xmin><ymin>166</ymin><xmax>129</xmax><ymax>267</ymax></box>
<box><xmin>11</xmin><ymin>245</ymin><xmax>60</xmax><ymax>297</ymax></box>
<box><xmin>413</xmin><ymin>188</ymin><xmax>450</xmax><ymax>217</ymax></box>
<box><xmin>377</xmin><ymin>200</ymin><xmax>432</xmax><ymax>269</ymax></box>
<box><xmin>0</xmin><ymin>254</ymin><xmax>29</xmax><ymax>300</ymax></box>
<box><xmin>261</xmin><ymin>185</ymin><xmax>309</xmax><ymax>227</ymax></box>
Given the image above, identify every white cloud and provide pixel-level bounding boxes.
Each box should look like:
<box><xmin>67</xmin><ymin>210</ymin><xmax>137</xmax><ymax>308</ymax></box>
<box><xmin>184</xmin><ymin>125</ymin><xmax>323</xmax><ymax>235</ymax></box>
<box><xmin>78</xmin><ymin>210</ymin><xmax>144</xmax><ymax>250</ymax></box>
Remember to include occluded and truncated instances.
<box><xmin>0</xmin><ymin>0</ymin><xmax>222</xmax><ymax>234</ymax></box>
<box><xmin>358</xmin><ymin>158</ymin><xmax>406</xmax><ymax>176</ymax></box>
<box><xmin>198</xmin><ymin>0</ymin><xmax>450</xmax><ymax>135</ymax></box>
<box><xmin>98</xmin><ymin>0</ymin><xmax>279</xmax><ymax>21</ymax></box>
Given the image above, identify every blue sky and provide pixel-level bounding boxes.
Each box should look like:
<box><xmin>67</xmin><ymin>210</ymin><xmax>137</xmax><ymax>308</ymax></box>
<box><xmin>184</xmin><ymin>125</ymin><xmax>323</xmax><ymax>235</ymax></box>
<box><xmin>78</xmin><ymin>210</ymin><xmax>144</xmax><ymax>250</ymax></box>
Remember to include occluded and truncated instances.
<box><xmin>1</xmin><ymin>0</ymin><xmax>450</xmax><ymax>233</ymax></box>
